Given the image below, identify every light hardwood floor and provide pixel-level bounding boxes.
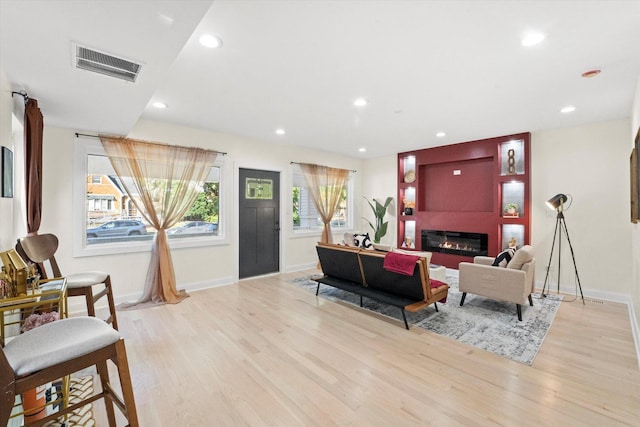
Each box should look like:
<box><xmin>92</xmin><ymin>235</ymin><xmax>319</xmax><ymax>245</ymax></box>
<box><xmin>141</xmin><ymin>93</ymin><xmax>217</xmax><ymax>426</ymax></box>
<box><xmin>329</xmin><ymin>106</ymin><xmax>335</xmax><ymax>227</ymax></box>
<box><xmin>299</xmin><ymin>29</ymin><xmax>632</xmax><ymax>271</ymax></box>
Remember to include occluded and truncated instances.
<box><xmin>100</xmin><ymin>269</ymin><xmax>640</xmax><ymax>426</ymax></box>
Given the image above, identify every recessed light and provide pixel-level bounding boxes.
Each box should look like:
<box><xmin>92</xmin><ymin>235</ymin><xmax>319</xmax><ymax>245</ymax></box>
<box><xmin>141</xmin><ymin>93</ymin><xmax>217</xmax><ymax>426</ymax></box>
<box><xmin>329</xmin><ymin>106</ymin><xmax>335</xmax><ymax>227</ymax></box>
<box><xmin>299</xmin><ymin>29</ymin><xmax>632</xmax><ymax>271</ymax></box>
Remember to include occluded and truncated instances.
<box><xmin>152</xmin><ymin>102</ymin><xmax>167</xmax><ymax>109</ymax></box>
<box><xmin>199</xmin><ymin>34</ymin><xmax>223</xmax><ymax>48</ymax></box>
<box><xmin>275</xmin><ymin>128</ymin><xmax>285</xmax><ymax>135</ymax></box>
<box><xmin>436</xmin><ymin>131</ymin><xmax>446</xmax><ymax>138</ymax></box>
<box><xmin>560</xmin><ymin>105</ymin><xmax>576</xmax><ymax>114</ymax></box>
<box><xmin>521</xmin><ymin>32</ymin><xmax>545</xmax><ymax>47</ymax></box>
<box><xmin>353</xmin><ymin>98</ymin><xmax>368</xmax><ymax>107</ymax></box>
<box><xmin>581</xmin><ymin>69</ymin><xmax>601</xmax><ymax>78</ymax></box>
<box><xmin>359</xmin><ymin>148</ymin><xmax>366</xmax><ymax>152</ymax></box>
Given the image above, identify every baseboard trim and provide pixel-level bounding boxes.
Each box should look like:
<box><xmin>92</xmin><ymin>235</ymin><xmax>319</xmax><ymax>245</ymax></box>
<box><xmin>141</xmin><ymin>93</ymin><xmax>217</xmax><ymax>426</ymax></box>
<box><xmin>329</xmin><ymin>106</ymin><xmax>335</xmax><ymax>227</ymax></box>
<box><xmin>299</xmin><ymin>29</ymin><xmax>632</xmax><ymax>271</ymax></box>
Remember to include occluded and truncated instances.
<box><xmin>67</xmin><ymin>276</ymin><xmax>236</xmax><ymax>315</ymax></box>
<box><xmin>285</xmin><ymin>262</ymin><xmax>318</xmax><ymax>273</ymax></box>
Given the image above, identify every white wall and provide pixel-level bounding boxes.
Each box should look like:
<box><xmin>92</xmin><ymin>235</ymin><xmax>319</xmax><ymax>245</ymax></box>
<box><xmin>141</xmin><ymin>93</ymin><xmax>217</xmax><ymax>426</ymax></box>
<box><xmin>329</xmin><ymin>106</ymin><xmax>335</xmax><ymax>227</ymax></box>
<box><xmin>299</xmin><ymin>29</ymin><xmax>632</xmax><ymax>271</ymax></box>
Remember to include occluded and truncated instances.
<box><xmin>0</xmin><ymin>68</ymin><xmax>13</xmax><ymax>250</ymax></box>
<box><xmin>35</xmin><ymin>120</ymin><xmax>364</xmax><ymax>305</ymax></box>
<box><xmin>0</xmin><ymin>68</ymin><xmax>26</xmax><ymax>250</ymax></box>
<box><xmin>360</xmin><ymin>154</ymin><xmax>397</xmax><ymax>246</ymax></box>
<box><xmin>531</xmin><ymin>119</ymin><xmax>633</xmax><ymax>297</ymax></box>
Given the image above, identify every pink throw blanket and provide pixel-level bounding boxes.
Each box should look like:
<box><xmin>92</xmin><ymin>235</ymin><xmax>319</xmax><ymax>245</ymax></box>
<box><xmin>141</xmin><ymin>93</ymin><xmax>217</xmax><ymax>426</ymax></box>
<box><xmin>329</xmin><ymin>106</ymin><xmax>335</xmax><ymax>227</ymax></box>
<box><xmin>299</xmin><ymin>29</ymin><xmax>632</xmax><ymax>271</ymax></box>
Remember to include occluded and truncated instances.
<box><xmin>383</xmin><ymin>252</ymin><xmax>419</xmax><ymax>276</ymax></box>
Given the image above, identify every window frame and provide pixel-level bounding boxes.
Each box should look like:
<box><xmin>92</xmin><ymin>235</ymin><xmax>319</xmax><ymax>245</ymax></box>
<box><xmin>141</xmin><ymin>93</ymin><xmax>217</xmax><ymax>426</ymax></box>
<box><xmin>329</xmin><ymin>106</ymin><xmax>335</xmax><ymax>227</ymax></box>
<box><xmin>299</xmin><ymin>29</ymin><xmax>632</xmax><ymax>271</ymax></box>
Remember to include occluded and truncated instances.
<box><xmin>290</xmin><ymin>164</ymin><xmax>354</xmax><ymax>236</ymax></box>
<box><xmin>73</xmin><ymin>138</ymin><xmax>226</xmax><ymax>257</ymax></box>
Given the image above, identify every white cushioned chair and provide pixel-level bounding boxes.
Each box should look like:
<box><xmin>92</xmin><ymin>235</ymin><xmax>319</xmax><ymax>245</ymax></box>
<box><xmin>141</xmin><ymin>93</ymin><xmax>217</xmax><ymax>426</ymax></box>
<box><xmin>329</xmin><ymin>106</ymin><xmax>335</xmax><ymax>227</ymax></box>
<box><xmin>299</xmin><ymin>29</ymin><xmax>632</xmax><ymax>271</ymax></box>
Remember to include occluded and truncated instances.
<box><xmin>17</xmin><ymin>233</ymin><xmax>119</xmax><ymax>330</ymax></box>
<box><xmin>458</xmin><ymin>245</ymin><xmax>535</xmax><ymax>321</ymax></box>
<box><xmin>0</xmin><ymin>316</ymin><xmax>138</xmax><ymax>426</ymax></box>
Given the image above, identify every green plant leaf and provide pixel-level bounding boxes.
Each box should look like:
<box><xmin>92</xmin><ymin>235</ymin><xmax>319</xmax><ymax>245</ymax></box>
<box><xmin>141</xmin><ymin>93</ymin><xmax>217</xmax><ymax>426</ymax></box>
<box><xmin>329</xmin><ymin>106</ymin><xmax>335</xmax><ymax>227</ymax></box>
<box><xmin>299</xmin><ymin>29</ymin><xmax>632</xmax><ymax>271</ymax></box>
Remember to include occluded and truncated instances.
<box><xmin>363</xmin><ymin>196</ymin><xmax>393</xmax><ymax>243</ymax></box>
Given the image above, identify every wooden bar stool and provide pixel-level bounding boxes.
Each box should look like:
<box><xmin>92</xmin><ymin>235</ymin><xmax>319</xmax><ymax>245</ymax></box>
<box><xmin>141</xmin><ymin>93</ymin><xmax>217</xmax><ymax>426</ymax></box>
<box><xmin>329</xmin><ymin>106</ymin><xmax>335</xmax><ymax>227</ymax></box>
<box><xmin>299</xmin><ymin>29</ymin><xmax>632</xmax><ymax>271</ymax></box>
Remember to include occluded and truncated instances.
<box><xmin>17</xmin><ymin>233</ymin><xmax>119</xmax><ymax>330</ymax></box>
<box><xmin>0</xmin><ymin>316</ymin><xmax>138</xmax><ymax>426</ymax></box>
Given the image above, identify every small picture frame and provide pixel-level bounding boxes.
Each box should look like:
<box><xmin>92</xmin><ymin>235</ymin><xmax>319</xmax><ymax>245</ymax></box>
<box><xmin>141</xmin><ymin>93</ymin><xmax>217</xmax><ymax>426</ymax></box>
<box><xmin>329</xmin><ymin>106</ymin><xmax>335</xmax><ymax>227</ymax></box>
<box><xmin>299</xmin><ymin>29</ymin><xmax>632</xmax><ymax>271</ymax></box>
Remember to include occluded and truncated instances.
<box><xmin>632</xmin><ymin>127</ymin><xmax>640</xmax><ymax>223</ymax></box>
<box><xmin>2</xmin><ymin>146</ymin><xmax>13</xmax><ymax>198</ymax></box>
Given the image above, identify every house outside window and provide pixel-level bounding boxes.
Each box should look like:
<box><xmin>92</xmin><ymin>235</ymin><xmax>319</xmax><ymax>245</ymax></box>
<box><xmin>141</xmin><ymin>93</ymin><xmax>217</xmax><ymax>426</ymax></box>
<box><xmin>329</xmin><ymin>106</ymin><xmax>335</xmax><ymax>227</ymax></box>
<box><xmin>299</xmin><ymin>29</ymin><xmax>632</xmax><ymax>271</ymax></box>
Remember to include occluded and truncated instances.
<box><xmin>74</xmin><ymin>139</ymin><xmax>224</xmax><ymax>255</ymax></box>
<box><xmin>291</xmin><ymin>164</ymin><xmax>352</xmax><ymax>232</ymax></box>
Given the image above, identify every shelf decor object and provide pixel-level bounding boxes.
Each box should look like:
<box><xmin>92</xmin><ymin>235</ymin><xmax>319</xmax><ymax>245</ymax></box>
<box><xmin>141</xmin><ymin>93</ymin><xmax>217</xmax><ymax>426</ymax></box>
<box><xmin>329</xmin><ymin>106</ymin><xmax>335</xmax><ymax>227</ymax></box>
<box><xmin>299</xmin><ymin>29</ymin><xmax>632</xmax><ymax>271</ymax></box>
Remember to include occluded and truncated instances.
<box><xmin>404</xmin><ymin>170</ymin><xmax>416</xmax><ymax>183</ymax></box>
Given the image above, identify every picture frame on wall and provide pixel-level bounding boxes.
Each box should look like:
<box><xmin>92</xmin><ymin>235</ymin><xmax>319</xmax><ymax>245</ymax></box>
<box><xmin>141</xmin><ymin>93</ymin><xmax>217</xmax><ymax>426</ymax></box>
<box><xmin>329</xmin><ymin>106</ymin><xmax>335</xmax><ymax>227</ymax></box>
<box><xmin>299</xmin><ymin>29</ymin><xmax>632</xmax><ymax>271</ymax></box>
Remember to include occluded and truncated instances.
<box><xmin>632</xmin><ymin>127</ymin><xmax>640</xmax><ymax>224</ymax></box>
<box><xmin>1</xmin><ymin>146</ymin><xmax>13</xmax><ymax>198</ymax></box>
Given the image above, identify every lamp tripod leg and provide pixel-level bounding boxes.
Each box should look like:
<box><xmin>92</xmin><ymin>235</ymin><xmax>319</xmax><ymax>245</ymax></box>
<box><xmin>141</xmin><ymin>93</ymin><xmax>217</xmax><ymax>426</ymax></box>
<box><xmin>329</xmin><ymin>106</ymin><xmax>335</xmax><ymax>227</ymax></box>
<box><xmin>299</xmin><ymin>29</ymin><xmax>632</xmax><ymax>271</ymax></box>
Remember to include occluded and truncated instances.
<box><xmin>542</xmin><ymin>215</ymin><xmax>561</xmax><ymax>297</ymax></box>
<box><xmin>559</xmin><ymin>216</ymin><xmax>585</xmax><ymax>304</ymax></box>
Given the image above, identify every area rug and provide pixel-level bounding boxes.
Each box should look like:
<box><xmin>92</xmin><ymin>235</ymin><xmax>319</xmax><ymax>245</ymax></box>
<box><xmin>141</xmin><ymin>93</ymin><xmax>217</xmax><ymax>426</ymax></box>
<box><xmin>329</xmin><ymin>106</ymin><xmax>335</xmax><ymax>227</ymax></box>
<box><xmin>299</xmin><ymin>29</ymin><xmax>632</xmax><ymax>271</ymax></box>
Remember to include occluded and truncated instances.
<box><xmin>290</xmin><ymin>274</ymin><xmax>562</xmax><ymax>365</ymax></box>
<box><xmin>44</xmin><ymin>375</ymin><xmax>95</xmax><ymax>427</ymax></box>
<box><xmin>9</xmin><ymin>376</ymin><xmax>95</xmax><ymax>427</ymax></box>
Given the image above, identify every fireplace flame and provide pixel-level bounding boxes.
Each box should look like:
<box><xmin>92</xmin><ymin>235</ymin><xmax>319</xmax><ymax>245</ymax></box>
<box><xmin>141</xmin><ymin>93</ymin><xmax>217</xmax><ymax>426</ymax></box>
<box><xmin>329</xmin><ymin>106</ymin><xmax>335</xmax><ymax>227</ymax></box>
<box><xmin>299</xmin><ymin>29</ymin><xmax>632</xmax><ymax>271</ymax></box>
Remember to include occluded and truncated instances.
<box><xmin>439</xmin><ymin>241</ymin><xmax>478</xmax><ymax>252</ymax></box>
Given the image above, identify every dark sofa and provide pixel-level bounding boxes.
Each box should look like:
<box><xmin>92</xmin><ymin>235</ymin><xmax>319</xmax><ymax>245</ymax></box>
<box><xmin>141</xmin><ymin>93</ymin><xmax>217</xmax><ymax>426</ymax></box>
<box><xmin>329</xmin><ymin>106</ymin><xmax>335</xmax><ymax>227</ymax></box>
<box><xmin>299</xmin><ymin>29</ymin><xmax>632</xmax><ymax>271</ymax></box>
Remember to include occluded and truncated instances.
<box><xmin>313</xmin><ymin>242</ymin><xmax>449</xmax><ymax>329</ymax></box>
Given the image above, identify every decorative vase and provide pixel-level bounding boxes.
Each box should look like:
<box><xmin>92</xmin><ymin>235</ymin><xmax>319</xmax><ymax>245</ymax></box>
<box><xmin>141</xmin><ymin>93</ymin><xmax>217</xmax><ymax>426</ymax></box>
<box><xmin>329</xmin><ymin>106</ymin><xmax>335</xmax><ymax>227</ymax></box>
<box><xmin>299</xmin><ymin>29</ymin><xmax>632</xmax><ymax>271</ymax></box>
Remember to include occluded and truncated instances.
<box><xmin>404</xmin><ymin>207</ymin><xmax>413</xmax><ymax>215</ymax></box>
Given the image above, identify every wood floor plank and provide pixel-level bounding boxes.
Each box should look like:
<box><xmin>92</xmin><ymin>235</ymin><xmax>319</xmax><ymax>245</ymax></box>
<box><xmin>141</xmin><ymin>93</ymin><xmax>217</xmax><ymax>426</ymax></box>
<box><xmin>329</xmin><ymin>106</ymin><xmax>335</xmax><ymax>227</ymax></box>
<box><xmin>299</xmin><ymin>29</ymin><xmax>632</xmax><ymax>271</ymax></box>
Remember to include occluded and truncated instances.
<box><xmin>95</xmin><ymin>269</ymin><xmax>640</xmax><ymax>426</ymax></box>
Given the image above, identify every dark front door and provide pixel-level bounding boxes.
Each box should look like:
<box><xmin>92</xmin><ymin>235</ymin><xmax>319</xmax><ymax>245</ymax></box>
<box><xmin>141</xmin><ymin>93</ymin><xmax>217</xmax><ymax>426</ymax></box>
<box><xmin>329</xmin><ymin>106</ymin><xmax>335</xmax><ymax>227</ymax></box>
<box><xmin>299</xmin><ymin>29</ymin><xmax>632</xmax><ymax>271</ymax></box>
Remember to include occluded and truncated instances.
<box><xmin>239</xmin><ymin>168</ymin><xmax>280</xmax><ymax>278</ymax></box>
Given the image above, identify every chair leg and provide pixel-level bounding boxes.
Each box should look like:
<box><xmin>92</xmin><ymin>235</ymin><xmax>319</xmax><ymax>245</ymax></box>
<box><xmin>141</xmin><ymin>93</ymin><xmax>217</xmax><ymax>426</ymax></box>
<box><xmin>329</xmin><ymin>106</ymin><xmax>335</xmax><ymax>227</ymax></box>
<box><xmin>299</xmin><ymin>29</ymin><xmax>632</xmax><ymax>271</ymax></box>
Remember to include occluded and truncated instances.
<box><xmin>315</xmin><ymin>283</ymin><xmax>320</xmax><ymax>296</ymax></box>
<box><xmin>516</xmin><ymin>304</ymin><xmax>522</xmax><ymax>321</ymax></box>
<box><xmin>84</xmin><ymin>286</ymin><xmax>96</xmax><ymax>318</ymax></box>
<box><xmin>434</xmin><ymin>302</ymin><xmax>439</xmax><ymax>312</ymax></box>
<box><xmin>360</xmin><ymin>295</ymin><xmax>363</xmax><ymax>307</ymax></box>
<box><xmin>401</xmin><ymin>309</ymin><xmax>409</xmax><ymax>330</ymax></box>
<box><xmin>528</xmin><ymin>294</ymin><xmax>534</xmax><ymax>306</ymax></box>
<box><xmin>114</xmin><ymin>339</ymin><xmax>139</xmax><ymax>427</ymax></box>
<box><xmin>460</xmin><ymin>292</ymin><xmax>467</xmax><ymax>306</ymax></box>
<box><xmin>97</xmin><ymin>359</ymin><xmax>118</xmax><ymax>427</ymax></box>
<box><xmin>104</xmin><ymin>276</ymin><xmax>119</xmax><ymax>330</ymax></box>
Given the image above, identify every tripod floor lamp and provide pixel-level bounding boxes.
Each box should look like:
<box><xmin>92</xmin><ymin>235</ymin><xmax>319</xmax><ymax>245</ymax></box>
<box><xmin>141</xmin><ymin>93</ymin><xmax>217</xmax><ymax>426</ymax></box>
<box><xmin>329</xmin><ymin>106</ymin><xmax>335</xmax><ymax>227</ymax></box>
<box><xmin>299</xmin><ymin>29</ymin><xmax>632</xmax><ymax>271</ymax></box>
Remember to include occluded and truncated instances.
<box><xmin>541</xmin><ymin>193</ymin><xmax>585</xmax><ymax>304</ymax></box>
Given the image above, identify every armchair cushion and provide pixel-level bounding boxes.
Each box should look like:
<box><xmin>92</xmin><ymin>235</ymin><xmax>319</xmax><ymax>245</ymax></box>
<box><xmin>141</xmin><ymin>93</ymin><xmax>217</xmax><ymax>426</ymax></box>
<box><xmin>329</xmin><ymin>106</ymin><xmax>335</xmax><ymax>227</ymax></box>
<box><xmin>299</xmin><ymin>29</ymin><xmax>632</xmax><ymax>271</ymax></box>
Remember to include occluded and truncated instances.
<box><xmin>507</xmin><ymin>245</ymin><xmax>534</xmax><ymax>269</ymax></box>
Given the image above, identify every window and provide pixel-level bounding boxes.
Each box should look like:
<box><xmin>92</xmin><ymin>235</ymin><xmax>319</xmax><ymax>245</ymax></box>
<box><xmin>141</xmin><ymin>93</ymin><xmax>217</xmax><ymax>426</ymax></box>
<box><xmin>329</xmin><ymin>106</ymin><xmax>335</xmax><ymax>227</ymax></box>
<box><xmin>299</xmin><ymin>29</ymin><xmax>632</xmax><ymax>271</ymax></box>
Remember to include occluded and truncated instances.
<box><xmin>74</xmin><ymin>139</ymin><xmax>224</xmax><ymax>256</ymax></box>
<box><xmin>291</xmin><ymin>164</ymin><xmax>352</xmax><ymax>232</ymax></box>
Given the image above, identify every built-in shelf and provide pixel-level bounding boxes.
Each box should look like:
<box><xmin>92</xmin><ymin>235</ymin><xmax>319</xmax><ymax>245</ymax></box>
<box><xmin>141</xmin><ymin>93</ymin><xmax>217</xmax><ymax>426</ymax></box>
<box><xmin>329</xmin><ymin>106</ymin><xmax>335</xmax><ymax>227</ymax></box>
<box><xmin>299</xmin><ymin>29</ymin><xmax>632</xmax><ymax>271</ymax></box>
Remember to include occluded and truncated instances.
<box><xmin>397</xmin><ymin>133</ymin><xmax>531</xmax><ymax>268</ymax></box>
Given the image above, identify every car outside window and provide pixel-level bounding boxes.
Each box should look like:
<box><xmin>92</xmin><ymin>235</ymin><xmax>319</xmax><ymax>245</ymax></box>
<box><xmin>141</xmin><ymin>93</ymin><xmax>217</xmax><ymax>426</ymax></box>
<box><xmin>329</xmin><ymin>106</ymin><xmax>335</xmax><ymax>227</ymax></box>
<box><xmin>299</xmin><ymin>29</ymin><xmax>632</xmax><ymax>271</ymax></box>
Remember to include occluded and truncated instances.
<box><xmin>75</xmin><ymin>139</ymin><xmax>224</xmax><ymax>254</ymax></box>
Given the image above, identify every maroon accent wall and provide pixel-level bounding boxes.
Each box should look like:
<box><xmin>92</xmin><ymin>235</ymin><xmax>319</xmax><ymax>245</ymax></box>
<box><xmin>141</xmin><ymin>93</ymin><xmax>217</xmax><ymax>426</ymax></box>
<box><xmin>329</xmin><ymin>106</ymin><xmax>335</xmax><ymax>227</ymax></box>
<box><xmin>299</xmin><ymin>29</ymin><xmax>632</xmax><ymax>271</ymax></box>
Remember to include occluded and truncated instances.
<box><xmin>398</xmin><ymin>133</ymin><xmax>531</xmax><ymax>269</ymax></box>
<box><xmin>421</xmin><ymin>157</ymin><xmax>494</xmax><ymax>212</ymax></box>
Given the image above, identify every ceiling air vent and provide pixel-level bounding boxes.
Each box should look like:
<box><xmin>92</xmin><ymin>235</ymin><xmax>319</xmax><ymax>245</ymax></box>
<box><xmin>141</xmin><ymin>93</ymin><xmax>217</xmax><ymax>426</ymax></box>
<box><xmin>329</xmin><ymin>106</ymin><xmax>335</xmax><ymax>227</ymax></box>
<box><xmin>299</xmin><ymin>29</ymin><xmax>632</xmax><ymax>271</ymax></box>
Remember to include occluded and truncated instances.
<box><xmin>74</xmin><ymin>45</ymin><xmax>141</xmax><ymax>83</ymax></box>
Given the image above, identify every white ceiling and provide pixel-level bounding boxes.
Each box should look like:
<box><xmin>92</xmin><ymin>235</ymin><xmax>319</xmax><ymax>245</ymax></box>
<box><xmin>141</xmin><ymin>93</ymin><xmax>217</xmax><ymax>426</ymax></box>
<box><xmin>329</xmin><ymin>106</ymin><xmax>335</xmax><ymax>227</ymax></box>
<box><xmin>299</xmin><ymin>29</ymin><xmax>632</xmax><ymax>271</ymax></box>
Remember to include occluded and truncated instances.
<box><xmin>2</xmin><ymin>0</ymin><xmax>640</xmax><ymax>159</ymax></box>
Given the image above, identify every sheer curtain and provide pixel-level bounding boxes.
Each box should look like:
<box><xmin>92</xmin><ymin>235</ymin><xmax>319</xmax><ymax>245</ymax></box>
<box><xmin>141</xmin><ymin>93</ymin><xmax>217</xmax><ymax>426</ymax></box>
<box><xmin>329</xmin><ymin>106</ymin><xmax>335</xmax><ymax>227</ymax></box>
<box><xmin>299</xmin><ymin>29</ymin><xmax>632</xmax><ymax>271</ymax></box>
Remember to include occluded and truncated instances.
<box><xmin>299</xmin><ymin>163</ymin><xmax>350</xmax><ymax>244</ymax></box>
<box><xmin>100</xmin><ymin>136</ymin><xmax>219</xmax><ymax>305</ymax></box>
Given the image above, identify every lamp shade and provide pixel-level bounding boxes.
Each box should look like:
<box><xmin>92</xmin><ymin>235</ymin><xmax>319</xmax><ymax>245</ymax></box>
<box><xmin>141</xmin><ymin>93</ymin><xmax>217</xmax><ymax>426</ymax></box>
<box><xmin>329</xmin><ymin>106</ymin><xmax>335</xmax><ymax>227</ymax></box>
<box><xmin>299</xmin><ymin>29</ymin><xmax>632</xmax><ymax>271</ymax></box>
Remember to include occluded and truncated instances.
<box><xmin>546</xmin><ymin>193</ymin><xmax>568</xmax><ymax>210</ymax></box>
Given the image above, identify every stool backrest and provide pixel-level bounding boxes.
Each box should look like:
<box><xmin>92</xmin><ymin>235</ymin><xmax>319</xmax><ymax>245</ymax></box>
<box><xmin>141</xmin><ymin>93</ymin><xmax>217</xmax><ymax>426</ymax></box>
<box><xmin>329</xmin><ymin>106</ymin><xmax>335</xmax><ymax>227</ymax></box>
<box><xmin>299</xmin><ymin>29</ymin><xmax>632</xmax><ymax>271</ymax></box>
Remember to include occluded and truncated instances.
<box><xmin>16</xmin><ymin>233</ymin><xmax>62</xmax><ymax>279</ymax></box>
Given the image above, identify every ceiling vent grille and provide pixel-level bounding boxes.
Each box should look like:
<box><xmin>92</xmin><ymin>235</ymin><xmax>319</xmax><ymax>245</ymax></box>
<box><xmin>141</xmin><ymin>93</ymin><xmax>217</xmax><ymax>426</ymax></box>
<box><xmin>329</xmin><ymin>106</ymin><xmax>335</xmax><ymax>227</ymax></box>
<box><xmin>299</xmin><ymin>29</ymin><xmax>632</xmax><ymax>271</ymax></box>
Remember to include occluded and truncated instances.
<box><xmin>74</xmin><ymin>45</ymin><xmax>141</xmax><ymax>83</ymax></box>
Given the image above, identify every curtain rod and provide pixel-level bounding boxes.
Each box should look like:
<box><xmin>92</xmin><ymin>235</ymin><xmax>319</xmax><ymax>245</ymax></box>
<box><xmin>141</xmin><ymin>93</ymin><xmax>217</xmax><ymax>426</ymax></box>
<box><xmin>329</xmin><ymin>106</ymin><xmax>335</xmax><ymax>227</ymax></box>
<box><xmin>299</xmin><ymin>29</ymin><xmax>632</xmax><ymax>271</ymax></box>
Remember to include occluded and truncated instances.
<box><xmin>11</xmin><ymin>91</ymin><xmax>29</xmax><ymax>104</ymax></box>
<box><xmin>290</xmin><ymin>161</ymin><xmax>356</xmax><ymax>173</ymax></box>
<box><xmin>75</xmin><ymin>133</ymin><xmax>227</xmax><ymax>155</ymax></box>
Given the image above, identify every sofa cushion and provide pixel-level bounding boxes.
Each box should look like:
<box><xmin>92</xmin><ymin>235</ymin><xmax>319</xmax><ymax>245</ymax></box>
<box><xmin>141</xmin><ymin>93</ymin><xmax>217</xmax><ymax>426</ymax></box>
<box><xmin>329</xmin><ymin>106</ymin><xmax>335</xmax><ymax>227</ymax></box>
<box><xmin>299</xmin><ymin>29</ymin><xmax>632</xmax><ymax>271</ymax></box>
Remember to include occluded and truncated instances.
<box><xmin>430</xmin><ymin>279</ymin><xmax>447</xmax><ymax>303</ymax></box>
<box><xmin>507</xmin><ymin>245</ymin><xmax>534</xmax><ymax>270</ymax></box>
<box><xmin>393</xmin><ymin>248</ymin><xmax>432</xmax><ymax>264</ymax></box>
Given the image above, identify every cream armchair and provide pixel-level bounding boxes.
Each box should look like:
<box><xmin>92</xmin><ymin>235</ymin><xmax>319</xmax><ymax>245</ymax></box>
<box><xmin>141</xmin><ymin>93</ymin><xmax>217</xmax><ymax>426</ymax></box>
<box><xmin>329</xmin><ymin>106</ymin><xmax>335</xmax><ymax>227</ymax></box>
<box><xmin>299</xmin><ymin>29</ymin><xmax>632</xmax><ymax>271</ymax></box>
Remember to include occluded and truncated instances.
<box><xmin>458</xmin><ymin>245</ymin><xmax>535</xmax><ymax>321</ymax></box>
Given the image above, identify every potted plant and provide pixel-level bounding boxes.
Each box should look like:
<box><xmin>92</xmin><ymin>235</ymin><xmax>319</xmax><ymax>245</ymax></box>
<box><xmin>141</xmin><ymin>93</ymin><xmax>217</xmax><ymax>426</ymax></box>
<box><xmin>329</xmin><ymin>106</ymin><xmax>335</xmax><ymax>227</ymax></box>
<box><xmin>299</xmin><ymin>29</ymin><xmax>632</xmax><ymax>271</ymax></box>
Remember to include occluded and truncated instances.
<box><xmin>363</xmin><ymin>196</ymin><xmax>393</xmax><ymax>243</ymax></box>
<box><xmin>504</xmin><ymin>202</ymin><xmax>519</xmax><ymax>216</ymax></box>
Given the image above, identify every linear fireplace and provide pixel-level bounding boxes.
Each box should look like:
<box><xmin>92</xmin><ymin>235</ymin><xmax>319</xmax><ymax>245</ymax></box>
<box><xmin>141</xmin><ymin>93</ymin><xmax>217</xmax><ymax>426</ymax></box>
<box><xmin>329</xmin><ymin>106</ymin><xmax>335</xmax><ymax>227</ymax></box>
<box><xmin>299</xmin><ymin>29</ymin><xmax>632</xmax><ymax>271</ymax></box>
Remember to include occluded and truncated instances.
<box><xmin>422</xmin><ymin>230</ymin><xmax>488</xmax><ymax>257</ymax></box>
